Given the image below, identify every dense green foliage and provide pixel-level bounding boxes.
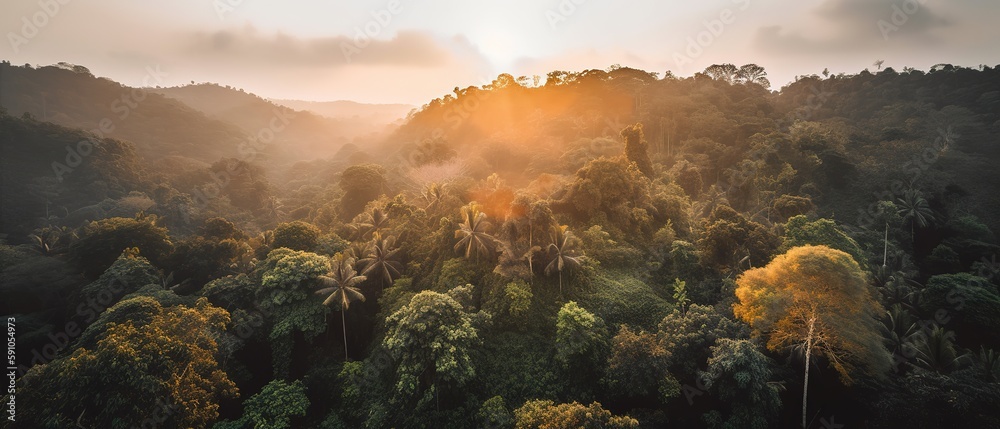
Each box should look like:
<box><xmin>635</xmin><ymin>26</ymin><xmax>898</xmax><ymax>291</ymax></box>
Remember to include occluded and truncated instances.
<box><xmin>701</xmin><ymin>339</ymin><xmax>783</xmax><ymax>429</ymax></box>
<box><xmin>15</xmin><ymin>297</ymin><xmax>236</xmax><ymax>428</ymax></box>
<box><xmin>3</xmin><ymin>61</ymin><xmax>1000</xmax><ymax>428</ymax></box>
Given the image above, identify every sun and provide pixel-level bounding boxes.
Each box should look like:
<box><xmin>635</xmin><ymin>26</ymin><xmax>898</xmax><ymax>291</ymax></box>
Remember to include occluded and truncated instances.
<box><xmin>474</xmin><ymin>29</ymin><xmax>525</xmax><ymax>69</ymax></box>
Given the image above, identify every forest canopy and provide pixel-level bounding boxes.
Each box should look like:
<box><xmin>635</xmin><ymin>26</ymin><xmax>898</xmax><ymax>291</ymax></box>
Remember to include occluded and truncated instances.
<box><xmin>2</xmin><ymin>60</ymin><xmax>1000</xmax><ymax>428</ymax></box>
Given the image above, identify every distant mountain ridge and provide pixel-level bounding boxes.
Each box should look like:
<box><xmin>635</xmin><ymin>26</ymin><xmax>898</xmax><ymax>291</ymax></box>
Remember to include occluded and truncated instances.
<box><xmin>269</xmin><ymin>98</ymin><xmax>413</xmax><ymax>124</ymax></box>
<box><xmin>0</xmin><ymin>63</ymin><xmax>247</xmax><ymax>165</ymax></box>
<box><xmin>152</xmin><ymin>84</ymin><xmax>401</xmax><ymax>160</ymax></box>
<box><xmin>0</xmin><ymin>64</ymin><xmax>399</xmax><ymax>168</ymax></box>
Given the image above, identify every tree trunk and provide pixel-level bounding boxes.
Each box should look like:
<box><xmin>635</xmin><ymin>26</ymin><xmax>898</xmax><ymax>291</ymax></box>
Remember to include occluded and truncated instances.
<box><xmin>528</xmin><ymin>219</ymin><xmax>534</xmax><ymax>277</ymax></box>
<box><xmin>559</xmin><ymin>270</ymin><xmax>563</xmax><ymax>295</ymax></box>
<box><xmin>802</xmin><ymin>314</ymin><xmax>816</xmax><ymax>428</ymax></box>
<box><xmin>342</xmin><ymin>309</ymin><xmax>349</xmax><ymax>361</ymax></box>
<box><xmin>883</xmin><ymin>222</ymin><xmax>889</xmax><ymax>267</ymax></box>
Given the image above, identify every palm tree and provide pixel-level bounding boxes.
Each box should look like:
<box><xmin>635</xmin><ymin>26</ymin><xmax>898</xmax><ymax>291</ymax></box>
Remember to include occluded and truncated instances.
<box><xmin>261</xmin><ymin>196</ymin><xmax>284</xmax><ymax>220</ymax></box>
<box><xmin>692</xmin><ymin>185</ymin><xmax>729</xmax><ymax>220</ymax></box>
<box><xmin>493</xmin><ymin>239</ymin><xmax>540</xmax><ymax>281</ymax></box>
<box><xmin>519</xmin><ymin>199</ymin><xmax>554</xmax><ymax>278</ymax></box>
<box><xmin>24</xmin><ymin>226</ymin><xmax>76</xmax><ymax>256</ymax></box>
<box><xmin>346</xmin><ymin>205</ymin><xmax>390</xmax><ymax>241</ymax></box>
<box><xmin>421</xmin><ymin>183</ymin><xmax>443</xmax><ymax>210</ymax></box>
<box><xmin>343</xmin><ymin>222</ymin><xmax>365</xmax><ymax>242</ymax></box>
<box><xmin>359</xmin><ymin>233</ymin><xmax>402</xmax><ymax>293</ymax></box>
<box><xmin>454</xmin><ymin>204</ymin><xmax>497</xmax><ymax>262</ymax></box>
<box><xmin>873</xmin><ymin>266</ymin><xmax>921</xmax><ymax>309</ymax></box>
<box><xmin>348</xmin><ymin>240</ymin><xmax>373</xmax><ymax>261</ymax></box>
<box><xmin>257</xmin><ymin>230</ymin><xmax>275</xmax><ymax>248</ymax></box>
<box><xmin>911</xmin><ymin>325</ymin><xmax>971</xmax><ymax>374</ymax></box>
<box><xmin>494</xmin><ymin>204</ymin><xmax>542</xmax><ymax>281</ymax></box>
<box><xmin>27</xmin><ymin>232</ymin><xmax>54</xmax><ymax>256</ymax></box>
<box><xmin>523</xmin><ymin>245</ymin><xmax>542</xmax><ymax>277</ymax></box>
<box><xmin>358</xmin><ymin>206</ymin><xmax>390</xmax><ymax>238</ymax></box>
<box><xmin>977</xmin><ymin>346</ymin><xmax>1000</xmax><ymax>382</ymax></box>
<box><xmin>545</xmin><ymin>224</ymin><xmax>584</xmax><ymax>295</ymax></box>
<box><xmin>880</xmin><ymin>304</ymin><xmax>918</xmax><ymax>357</ymax></box>
<box><xmin>315</xmin><ymin>253</ymin><xmax>367</xmax><ymax>360</ymax></box>
<box><xmin>897</xmin><ymin>189</ymin><xmax>934</xmax><ymax>242</ymax></box>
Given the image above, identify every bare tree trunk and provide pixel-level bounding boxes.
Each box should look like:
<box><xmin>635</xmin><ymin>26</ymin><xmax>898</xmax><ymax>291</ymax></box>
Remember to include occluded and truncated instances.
<box><xmin>342</xmin><ymin>309</ymin><xmax>349</xmax><ymax>361</ymax></box>
<box><xmin>802</xmin><ymin>314</ymin><xmax>816</xmax><ymax>428</ymax></box>
<box><xmin>559</xmin><ymin>271</ymin><xmax>563</xmax><ymax>295</ymax></box>
<box><xmin>528</xmin><ymin>218</ymin><xmax>534</xmax><ymax>278</ymax></box>
<box><xmin>667</xmin><ymin>115</ymin><xmax>674</xmax><ymax>156</ymax></box>
<box><xmin>883</xmin><ymin>222</ymin><xmax>889</xmax><ymax>267</ymax></box>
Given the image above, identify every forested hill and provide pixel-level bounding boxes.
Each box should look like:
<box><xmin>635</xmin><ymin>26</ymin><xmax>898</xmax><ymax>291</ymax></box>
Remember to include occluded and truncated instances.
<box><xmin>0</xmin><ymin>63</ymin><xmax>393</xmax><ymax>168</ymax></box>
<box><xmin>0</xmin><ymin>62</ymin><xmax>247</xmax><ymax>163</ymax></box>
<box><xmin>152</xmin><ymin>84</ymin><xmax>396</xmax><ymax>157</ymax></box>
<box><xmin>0</xmin><ymin>113</ymin><xmax>148</xmax><ymax>239</ymax></box>
<box><xmin>391</xmin><ymin>65</ymin><xmax>1000</xmax><ymax>235</ymax></box>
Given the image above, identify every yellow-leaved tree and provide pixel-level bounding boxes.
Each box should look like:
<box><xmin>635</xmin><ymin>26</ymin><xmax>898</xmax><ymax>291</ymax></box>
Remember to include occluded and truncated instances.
<box><xmin>17</xmin><ymin>297</ymin><xmax>238</xmax><ymax>428</ymax></box>
<box><xmin>734</xmin><ymin>245</ymin><xmax>890</xmax><ymax>428</ymax></box>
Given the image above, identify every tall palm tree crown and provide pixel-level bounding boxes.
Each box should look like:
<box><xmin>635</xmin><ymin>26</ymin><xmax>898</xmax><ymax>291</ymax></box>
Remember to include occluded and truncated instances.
<box><xmin>454</xmin><ymin>204</ymin><xmax>497</xmax><ymax>261</ymax></box>
<box><xmin>317</xmin><ymin>253</ymin><xmax>366</xmax><ymax>308</ymax></box>
<box><xmin>359</xmin><ymin>233</ymin><xmax>403</xmax><ymax>290</ymax></box>
<box><xmin>316</xmin><ymin>252</ymin><xmax>367</xmax><ymax>360</ymax></box>
<box><xmin>359</xmin><ymin>206</ymin><xmax>390</xmax><ymax>236</ymax></box>
<box><xmin>897</xmin><ymin>189</ymin><xmax>935</xmax><ymax>240</ymax></box>
<box><xmin>545</xmin><ymin>224</ymin><xmax>584</xmax><ymax>294</ymax></box>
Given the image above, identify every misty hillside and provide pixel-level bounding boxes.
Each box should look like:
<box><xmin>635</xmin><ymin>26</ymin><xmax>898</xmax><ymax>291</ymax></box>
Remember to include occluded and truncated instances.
<box><xmin>154</xmin><ymin>84</ymin><xmax>397</xmax><ymax>158</ymax></box>
<box><xmin>0</xmin><ymin>64</ymin><xmax>397</xmax><ymax>170</ymax></box>
<box><xmin>3</xmin><ymin>62</ymin><xmax>1000</xmax><ymax>429</ymax></box>
<box><xmin>270</xmin><ymin>98</ymin><xmax>413</xmax><ymax>125</ymax></box>
<box><xmin>0</xmin><ymin>113</ymin><xmax>148</xmax><ymax>239</ymax></box>
<box><xmin>389</xmin><ymin>66</ymin><xmax>1000</xmax><ymax>234</ymax></box>
<box><xmin>0</xmin><ymin>62</ymin><xmax>247</xmax><ymax>164</ymax></box>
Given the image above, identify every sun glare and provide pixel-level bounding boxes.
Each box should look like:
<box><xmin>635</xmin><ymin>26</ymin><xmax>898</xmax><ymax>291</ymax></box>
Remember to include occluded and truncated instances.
<box><xmin>474</xmin><ymin>29</ymin><xmax>524</xmax><ymax>68</ymax></box>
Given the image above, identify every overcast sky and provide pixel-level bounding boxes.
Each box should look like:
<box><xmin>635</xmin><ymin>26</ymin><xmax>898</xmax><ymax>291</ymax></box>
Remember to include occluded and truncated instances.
<box><xmin>2</xmin><ymin>0</ymin><xmax>998</xmax><ymax>104</ymax></box>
